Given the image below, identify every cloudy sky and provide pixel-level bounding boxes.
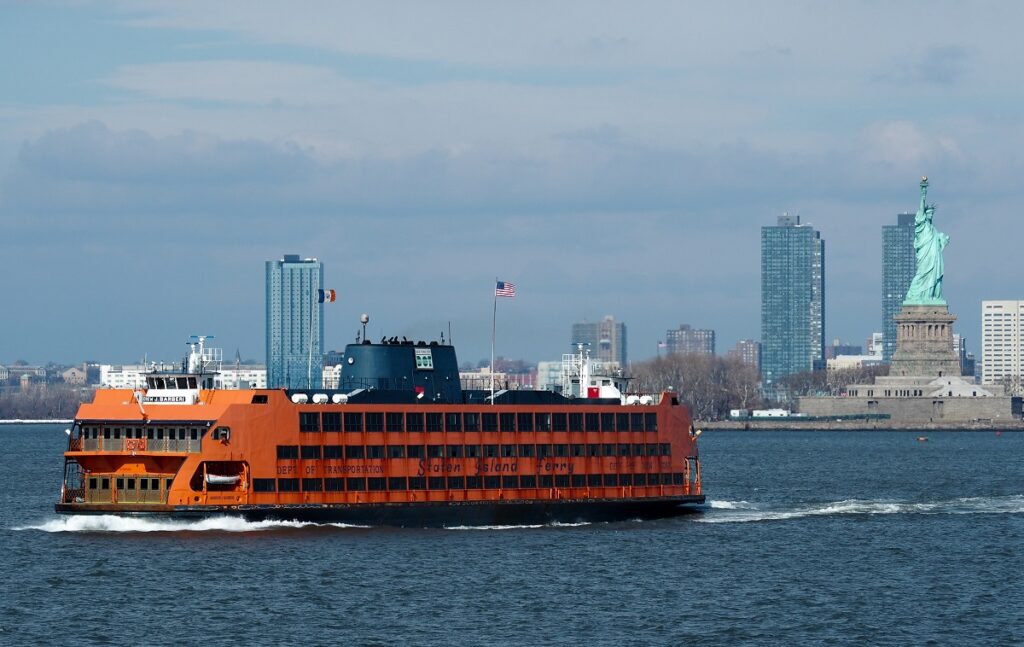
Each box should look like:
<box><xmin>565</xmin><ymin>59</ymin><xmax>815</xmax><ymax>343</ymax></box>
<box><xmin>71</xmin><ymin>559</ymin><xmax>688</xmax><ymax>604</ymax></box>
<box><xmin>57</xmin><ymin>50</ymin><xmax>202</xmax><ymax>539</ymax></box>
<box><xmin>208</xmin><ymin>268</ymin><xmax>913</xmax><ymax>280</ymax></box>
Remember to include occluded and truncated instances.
<box><xmin>2</xmin><ymin>1</ymin><xmax>1022</xmax><ymax>367</ymax></box>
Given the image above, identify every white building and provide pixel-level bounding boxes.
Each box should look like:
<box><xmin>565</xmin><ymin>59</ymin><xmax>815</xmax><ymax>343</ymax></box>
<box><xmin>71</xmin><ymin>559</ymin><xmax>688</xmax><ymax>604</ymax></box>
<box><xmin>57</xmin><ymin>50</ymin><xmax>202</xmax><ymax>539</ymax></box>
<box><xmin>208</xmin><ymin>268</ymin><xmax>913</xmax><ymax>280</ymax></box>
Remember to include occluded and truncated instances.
<box><xmin>0</xmin><ymin>365</ymin><xmax>8</xmax><ymax>382</ymax></box>
<box><xmin>215</xmin><ymin>366</ymin><xmax>267</xmax><ymax>389</ymax></box>
<box><xmin>100</xmin><ymin>363</ymin><xmax>266</xmax><ymax>389</ymax></box>
<box><xmin>981</xmin><ymin>300</ymin><xmax>1024</xmax><ymax>388</ymax></box>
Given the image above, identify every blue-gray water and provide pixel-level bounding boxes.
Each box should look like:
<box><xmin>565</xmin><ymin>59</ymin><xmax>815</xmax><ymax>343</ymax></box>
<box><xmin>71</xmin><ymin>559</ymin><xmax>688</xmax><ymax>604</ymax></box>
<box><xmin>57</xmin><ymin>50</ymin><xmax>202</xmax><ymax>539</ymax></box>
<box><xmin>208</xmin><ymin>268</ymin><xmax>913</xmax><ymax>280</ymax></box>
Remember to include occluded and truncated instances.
<box><xmin>2</xmin><ymin>424</ymin><xmax>1022</xmax><ymax>646</ymax></box>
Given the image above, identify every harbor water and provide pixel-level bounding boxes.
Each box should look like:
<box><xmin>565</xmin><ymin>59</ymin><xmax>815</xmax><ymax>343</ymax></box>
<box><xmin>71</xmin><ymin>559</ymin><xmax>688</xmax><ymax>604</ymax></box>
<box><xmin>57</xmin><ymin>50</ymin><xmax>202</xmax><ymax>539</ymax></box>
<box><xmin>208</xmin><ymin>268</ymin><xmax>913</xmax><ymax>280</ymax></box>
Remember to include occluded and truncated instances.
<box><xmin>2</xmin><ymin>424</ymin><xmax>1021</xmax><ymax>645</ymax></box>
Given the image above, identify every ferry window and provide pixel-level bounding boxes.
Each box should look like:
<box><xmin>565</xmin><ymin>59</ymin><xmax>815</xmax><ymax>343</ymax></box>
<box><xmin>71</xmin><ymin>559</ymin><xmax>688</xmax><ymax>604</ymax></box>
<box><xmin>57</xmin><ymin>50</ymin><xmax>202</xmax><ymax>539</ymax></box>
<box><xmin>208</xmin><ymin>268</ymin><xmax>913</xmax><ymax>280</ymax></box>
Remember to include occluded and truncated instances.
<box><xmin>299</xmin><ymin>412</ymin><xmax>321</xmax><ymax>432</ymax></box>
<box><xmin>631</xmin><ymin>413</ymin><xmax>644</xmax><ymax>432</ymax></box>
<box><xmin>427</xmin><ymin>445</ymin><xmax>443</xmax><ymax>458</ymax></box>
<box><xmin>518</xmin><ymin>444</ymin><xmax>535</xmax><ymax>457</ymax></box>
<box><xmin>367</xmin><ymin>478</ymin><xmax>385</xmax><ymax>491</ymax></box>
<box><xmin>166</xmin><ymin>478</ymin><xmax>173</xmax><ymax>490</ymax></box>
<box><xmin>104</xmin><ymin>427</ymin><xmax>111</xmax><ymax>439</ymax></box>
<box><xmin>501</xmin><ymin>444</ymin><xmax>516</xmax><ymax>457</ymax></box>
<box><xmin>127</xmin><ymin>478</ymin><xmax>136</xmax><ymax>489</ymax></box>
<box><xmin>408</xmin><ymin>477</ymin><xmax>426</xmax><ymax>490</ymax></box>
<box><xmin>251</xmin><ymin>394</ymin><xmax>268</xmax><ymax>404</ymax></box>
<box><xmin>517</xmin><ymin>413</ymin><xmax>534</xmax><ymax>432</ymax></box>
<box><xmin>301</xmin><ymin>445</ymin><xmax>321</xmax><ymax>460</ymax></box>
<box><xmin>501</xmin><ymin>476</ymin><xmax>518</xmax><ymax>489</ymax></box>
<box><xmin>325</xmin><ymin>478</ymin><xmax>344</xmax><ymax>492</ymax></box>
<box><xmin>323</xmin><ymin>413</ymin><xmax>341</xmax><ymax>432</ymax></box>
<box><xmin>499</xmin><ymin>413</ymin><xmax>515</xmax><ymax>432</ymax></box>
<box><xmin>482</xmin><ymin>413</ymin><xmax>498</xmax><ymax>431</ymax></box>
<box><xmin>388</xmin><ymin>445</ymin><xmax>405</xmax><ymax>459</ymax></box>
<box><xmin>346</xmin><ymin>446</ymin><xmax>365</xmax><ymax>459</ymax></box>
<box><xmin>386</xmin><ymin>413</ymin><xmax>404</xmax><ymax>432</ymax></box>
<box><xmin>618</xmin><ymin>444</ymin><xmax>631</xmax><ymax>457</ymax></box>
<box><xmin>367</xmin><ymin>445</ymin><xmax>385</xmax><ymax>459</ymax></box>
<box><xmin>446</xmin><ymin>445</ymin><xmax>463</xmax><ymax>458</ymax></box>
<box><xmin>586</xmin><ymin>413</ymin><xmax>600</xmax><ymax>432</ymax></box>
<box><xmin>660</xmin><ymin>443</ymin><xmax>672</xmax><ymax>457</ymax></box>
<box><xmin>278</xmin><ymin>478</ymin><xmax>299</xmax><ymax>492</ymax></box>
<box><xmin>146</xmin><ymin>428</ymin><xmax>154</xmax><ymax>440</ymax></box>
<box><xmin>634</xmin><ymin>474</ymin><xmax>647</xmax><ymax>486</ymax></box>
<box><xmin>588</xmin><ymin>474</ymin><xmax>602</xmax><ymax>487</ymax></box>
<box><xmin>445</xmin><ymin>413</ymin><xmax>461</xmax><ymax>432</ymax></box>
<box><xmin>190</xmin><ymin>429</ymin><xmax>199</xmax><ymax>441</ymax></box>
<box><xmin>673</xmin><ymin>473</ymin><xmax>685</xmax><ymax>485</ymax></box>
<box><xmin>254</xmin><ymin>478</ymin><xmax>276</xmax><ymax>492</ymax></box>
<box><xmin>426</xmin><ymin>413</ymin><xmax>443</xmax><ymax>432</ymax></box>
<box><xmin>324</xmin><ymin>445</ymin><xmax>343</xmax><ymax>459</ymax></box>
<box><xmin>569</xmin><ymin>413</ymin><xmax>583</xmax><ymax>432</ymax></box>
<box><xmin>178</xmin><ymin>429</ymin><xmax>186</xmax><ymax>440</ymax></box>
<box><xmin>645</xmin><ymin>413</ymin><xmax>658</xmax><ymax>431</ymax></box>
<box><xmin>140</xmin><ymin>479</ymin><xmax>148</xmax><ymax>490</ymax></box>
<box><xmin>101</xmin><ymin>478</ymin><xmax>110</xmax><ymax>489</ymax></box>
<box><xmin>646</xmin><ymin>443</ymin><xmax>658</xmax><ymax>456</ymax></box>
<box><xmin>365</xmin><ymin>413</ymin><xmax>384</xmax><ymax>432</ymax></box>
<box><xmin>537</xmin><ymin>444</ymin><xmax>551</xmax><ymax>458</ymax></box>
<box><xmin>347</xmin><ymin>478</ymin><xmax>366</xmax><ymax>491</ymax></box>
<box><xmin>465</xmin><ymin>444</ymin><xmax>480</xmax><ymax>458</ymax></box>
<box><xmin>277</xmin><ymin>445</ymin><xmax>299</xmax><ymax>460</ymax></box>
<box><xmin>156</xmin><ymin>429</ymin><xmax>163</xmax><ymax>440</ymax></box>
<box><xmin>303</xmin><ymin>478</ymin><xmax>323</xmax><ymax>492</ymax></box>
<box><xmin>89</xmin><ymin>477</ymin><xmax>97</xmax><ymax>489</ymax></box>
<box><xmin>551</xmin><ymin>413</ymin><xmax>567</xmax><ymax>431</ymax></box>
<box><xmin>602</xmin><ymin>444</ymin><xmax>615</xmax><ymax>457</ymax></box>
<box><xmin>661</xmin><ymin>474</ymin><xmax>673</xmax><ymax>485</ymax></box>
<box><xmin>633</xmin><ymin>444</ymin><xmax>646</xmax><ymax>456</ymax></box>
<box><xmin>484</xmin><ymin>476</ymin><xmax>500</xmax><ymax>489</ymax></box>
<box><xmin>407</xmin><ymin>445</ymin><xmax>424</xmax><ymax>458</ymax></box>
<box><xmin>554</xmin><ymin>444</ymin><xmax>569</xmax><ymax>457</ymax></box>
<box><xmin>447</xmin><ymin>477</ymin><xmax>465</xmax><ymax>489</ymax></box>
<box><xmin>113</xmin><ymin>428</ymin><xmax>121</xmax><ymax>439</ymax></box>
<box><xmin>176</xmin><ymin>377</ymin><xmax>188</xmax><ymax>389</ymax></box>
<box><xmin>484</xmin><ymin>444</ymin><xmax>498</xmax><ymax>457</ymax></box>
<box><xmin>601</xmin><ymin>413</ymin><xmax>615</xmax><ymax>431</ymax></box>
<box><xmin>539</xmin><ymin>475</ymin><xmax>554</xmax><ymax>488</ymax></box>
<box><xmin>428</xmin><ymin>477</ymin><xmax>445</xmax><ymax>490</ymax></box>
<box><xmin>571</xmin><ymin>444</ymin><xmax>584</xmax><ymax>457</ymax></box>
<box><xmin>466</xmin><ymin>476</ymin><xmax>482</xmax><ymax>489</ymax></box>
<box><xmin>520</xmin><ymin>475</ymin><xmax>537</xmax><ymax>488</ymax></box>
<box><xmin>617</xmin><ymin>413</ymin><xmax>630</xmax><ymax>431</ymax></box>
<box><xmin>555</xmin><ymin>475</ymin><xmax>570</xmax><ymax>488</ymax></box>
<box><xmin>388</xmin><ymin>477</ymin><xmax>407</xmax><ymax>490</ymax></box>
<box><xmin>588</xmin><ymin>444</ymin><xmax>601</xmax><ymax>457</ymax></box>
<box><xmin>188</xmin><ymin>377</ymin><xmax>198</xmax><ymax>388</ymax></box>
<box><xmin>603</xmin><ymin>474</ymin><xmax>617</xmax><ymax>487</ymax></box>
<box><xmin>618</xmin><ymin>474</ymin><xmax>633</xmax><ymax>486</ymax></box>
<box><xmin>570</xmin><ymin>474</ymin><xmax>585</xmax><ymax>487</ymax></box>
<box><xmin>536</xmin><ymin>413</ymin><xmax>551</xmax><ymax>431</ymax></box>
<box><xmin>406</xmin><ymin>413</ymin><xmax>424</xmax><ymax>432</ymax></box>
<box><xmin>464</xmin><ymin>413</ymin><xmax>479</xmax><ymax>432</ymax></box>
<box><xmin>344</xmin><ymin>413</ymin><xmax>363</xmax><ymax>432</ymax></box>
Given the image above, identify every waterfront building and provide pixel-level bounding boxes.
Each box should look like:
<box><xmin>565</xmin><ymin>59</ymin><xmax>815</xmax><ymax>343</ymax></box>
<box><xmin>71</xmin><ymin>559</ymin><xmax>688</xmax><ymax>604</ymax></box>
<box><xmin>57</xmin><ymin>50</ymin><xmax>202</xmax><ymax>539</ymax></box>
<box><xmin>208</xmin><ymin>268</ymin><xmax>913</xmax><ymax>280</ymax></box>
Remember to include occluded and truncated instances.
<box><xmin>981</xmin><ymin>300</ymin><xmax>1024</xmax><ymax>390</ymax></box>
<box><xmin>62</xmin><ymin>367</ymin><xmax>87</xmax><ymax>385</ymax></box>
<box><xmin>727</xmin><ymin>340</ymin><xmax>760</xmax><ymax>371</ymax></box>
<box><xmin>760</xmin><ymin>214</ymin><xmax>825</xmax><ymax>396</ymax></box>
<box><xmin>535</xmin><ymin>361</ymin><xmax>563</xmax><ymax>392</ymax></box>
<box><xmin>215</xmin><ymin>366</ymin><xmax>268</xmax><ymax>389</ymax></box>
<box><xmin>571</xmin><ymin>316</ymin><xmax>627</xmax><ymax>368</ymax></box>
<box><xmin>882</xmin><ymin>213</ymin><xmax>916</xmax><ymax>361</ymax></box>
<box><xmin>266</xmin><ymin>255</ymin><xmax>324</xmax><ymax>389</ymax></box>
<box><xmin>665</xmin><ymin>324</ymin><xmax>715</xmax><ymax>356</ymax></box>
<box><xmin>824</xmin><ymin>338</ymin><xmax>863</xmax><ymax>360</ymax></box>
<box><xmin>100</xmin><ymin>363</ymin><xmax>178</xmax><ymax>389</ymax></box>
<box><xmin>866</xmin><ymin>332</ymin><xmax>884</xmax><ymax>359</ymax></box>
<box><xmin>0</xmin><ymin>365</ymin><xmax>7</xmax><ymax>382</ymax></box>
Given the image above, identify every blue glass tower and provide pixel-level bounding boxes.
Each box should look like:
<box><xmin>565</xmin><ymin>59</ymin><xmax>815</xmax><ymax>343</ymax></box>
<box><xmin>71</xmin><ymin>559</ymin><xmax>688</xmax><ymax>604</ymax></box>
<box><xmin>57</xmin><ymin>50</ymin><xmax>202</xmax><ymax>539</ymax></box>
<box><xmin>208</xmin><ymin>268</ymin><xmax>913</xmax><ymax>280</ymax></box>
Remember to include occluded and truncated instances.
<box><xmin>882</xmin><ymin>213</ymin><xmax>916</xmax><ymax>361</ymax></box>
<box><xmin>266</xmin><ymin>255</ymin><xmax>324</xmax><ymax>389</ymax></box>
<box><xmin>760</xmin><ymin>215</ymin><xmax>825</xmax><ymax>397</ymax></box>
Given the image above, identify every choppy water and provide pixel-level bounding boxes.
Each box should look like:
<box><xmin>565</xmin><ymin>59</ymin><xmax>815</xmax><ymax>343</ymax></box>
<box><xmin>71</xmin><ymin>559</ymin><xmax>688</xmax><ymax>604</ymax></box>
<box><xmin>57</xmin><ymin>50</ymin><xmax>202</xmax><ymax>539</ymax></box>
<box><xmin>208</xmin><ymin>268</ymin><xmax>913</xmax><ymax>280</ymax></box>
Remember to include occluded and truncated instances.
<box><xmin>2</xmin><ymin>425</ymin><xmax>1021</xmax><ymax>646</ymax></box>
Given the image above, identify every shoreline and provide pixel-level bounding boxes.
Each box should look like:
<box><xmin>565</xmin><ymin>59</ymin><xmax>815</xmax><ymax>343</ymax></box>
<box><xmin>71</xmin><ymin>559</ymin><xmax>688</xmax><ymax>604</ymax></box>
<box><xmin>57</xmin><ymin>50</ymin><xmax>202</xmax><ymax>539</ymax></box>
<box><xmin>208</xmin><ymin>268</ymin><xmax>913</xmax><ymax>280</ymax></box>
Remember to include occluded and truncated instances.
<box><xmin>698</xmin><ymin>419</ymin><xmax>1024</xmax><ymax>431</ymax></box>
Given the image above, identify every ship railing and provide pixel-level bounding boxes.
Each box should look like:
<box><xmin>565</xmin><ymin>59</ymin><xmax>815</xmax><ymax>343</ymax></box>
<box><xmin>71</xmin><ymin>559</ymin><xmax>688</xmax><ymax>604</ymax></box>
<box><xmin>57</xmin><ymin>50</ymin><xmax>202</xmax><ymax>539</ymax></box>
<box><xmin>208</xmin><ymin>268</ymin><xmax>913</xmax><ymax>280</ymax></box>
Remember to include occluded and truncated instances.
<box><xmin>68</xmin><ymin>436</ymin><xmax>83</xmax><ymax>451</ymax></box>
<box><xmin>75</xmin><ymin>437</ymin><xmax>201</xmax><ymax>453</ymax></box>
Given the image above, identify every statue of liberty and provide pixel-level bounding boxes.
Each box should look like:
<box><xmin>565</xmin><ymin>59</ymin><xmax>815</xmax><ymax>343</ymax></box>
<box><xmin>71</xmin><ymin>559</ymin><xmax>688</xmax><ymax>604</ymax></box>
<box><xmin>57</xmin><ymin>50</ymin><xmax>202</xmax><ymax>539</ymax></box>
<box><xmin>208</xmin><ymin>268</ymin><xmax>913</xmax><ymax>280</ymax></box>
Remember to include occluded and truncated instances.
<box><xmin>903</xmin><ymin>176</ymin><xmax>949</xmax><ymax>305</ymax></box>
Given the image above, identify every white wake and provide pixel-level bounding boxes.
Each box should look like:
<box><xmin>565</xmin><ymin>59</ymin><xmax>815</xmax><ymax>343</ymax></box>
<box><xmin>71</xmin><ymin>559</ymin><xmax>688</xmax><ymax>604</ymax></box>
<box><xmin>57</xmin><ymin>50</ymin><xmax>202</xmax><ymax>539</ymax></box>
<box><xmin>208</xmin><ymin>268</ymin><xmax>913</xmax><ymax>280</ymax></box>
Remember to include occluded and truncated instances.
<box><xmin>697</xmin><ymin>495</ymin><xmax>1024</xmax><ymax>524</ymax></box>
<box><xmin>14</xmin><ymin>515</ymin><xmax>368</xmax><ymax>533</ymax></box>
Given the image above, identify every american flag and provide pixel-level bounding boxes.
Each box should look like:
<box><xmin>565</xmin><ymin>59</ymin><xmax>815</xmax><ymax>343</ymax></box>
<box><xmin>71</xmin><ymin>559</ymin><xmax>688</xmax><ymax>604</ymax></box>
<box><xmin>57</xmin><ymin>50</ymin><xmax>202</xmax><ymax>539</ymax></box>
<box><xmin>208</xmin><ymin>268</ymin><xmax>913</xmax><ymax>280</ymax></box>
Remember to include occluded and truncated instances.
<box><xmin>495</xmin><ymin>280</ymin><xmax>516</xmax><ymax>297</ymax></box>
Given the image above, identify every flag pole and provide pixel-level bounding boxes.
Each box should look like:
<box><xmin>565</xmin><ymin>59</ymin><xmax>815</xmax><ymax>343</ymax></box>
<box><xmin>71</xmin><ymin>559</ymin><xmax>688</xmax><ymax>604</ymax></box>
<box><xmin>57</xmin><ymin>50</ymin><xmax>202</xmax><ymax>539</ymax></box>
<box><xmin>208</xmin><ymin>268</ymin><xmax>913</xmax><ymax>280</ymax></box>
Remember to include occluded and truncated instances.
<box><xmin>490</xmin><ymin>278</ymin><xmax>497</xmax><ymax>403</ymax></box>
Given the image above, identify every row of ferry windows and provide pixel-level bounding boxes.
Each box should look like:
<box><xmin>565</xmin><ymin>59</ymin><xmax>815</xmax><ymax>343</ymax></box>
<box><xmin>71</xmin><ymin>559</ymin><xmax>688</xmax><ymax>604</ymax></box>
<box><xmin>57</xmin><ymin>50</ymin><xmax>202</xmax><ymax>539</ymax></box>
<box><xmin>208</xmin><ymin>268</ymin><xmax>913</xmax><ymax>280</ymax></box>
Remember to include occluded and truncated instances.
<box><xmin>254</xmin><ymin>473</ymin><xmax>686</xmax><ymax>493</ymax></box>
<box><xmin>81</xmin><ymin>426</ymin><xmax>201</xmax><ymax>440</ymax></box>
<box><xmin>278</xmin><ymin>443</ymin><xmax>672</xmax><ymax>460</ymax></box>
<box><xmin>298</xmin><ymin>411</ymin><xmax>658</xmax><ymax>433</ymax></box>
<box><xmin>87</xmin><ymin>477</ymin><xmax>171</xmax><ymax>490</ymax></box>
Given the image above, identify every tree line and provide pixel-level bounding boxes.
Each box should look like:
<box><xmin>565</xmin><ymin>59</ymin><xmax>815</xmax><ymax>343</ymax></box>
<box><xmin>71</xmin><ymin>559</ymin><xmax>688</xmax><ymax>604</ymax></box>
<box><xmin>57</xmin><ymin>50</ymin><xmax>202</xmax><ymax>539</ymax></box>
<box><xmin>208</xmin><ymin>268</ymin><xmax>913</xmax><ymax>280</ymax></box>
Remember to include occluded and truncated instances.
<box><xmin>0</xmin><ymin>385</ymin><xmax>92</xmax><ymax>420</ymax></box>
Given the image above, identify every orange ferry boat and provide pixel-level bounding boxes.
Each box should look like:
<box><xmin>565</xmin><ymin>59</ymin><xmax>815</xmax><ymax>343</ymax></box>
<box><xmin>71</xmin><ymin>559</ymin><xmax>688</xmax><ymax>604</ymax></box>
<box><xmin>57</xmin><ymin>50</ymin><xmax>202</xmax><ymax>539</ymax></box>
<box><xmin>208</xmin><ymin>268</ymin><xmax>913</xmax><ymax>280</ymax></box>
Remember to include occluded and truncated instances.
<box><xmin>57</xmin><ymin>337</ymin><xmax>704</xmax><ymax>526</ymax></box>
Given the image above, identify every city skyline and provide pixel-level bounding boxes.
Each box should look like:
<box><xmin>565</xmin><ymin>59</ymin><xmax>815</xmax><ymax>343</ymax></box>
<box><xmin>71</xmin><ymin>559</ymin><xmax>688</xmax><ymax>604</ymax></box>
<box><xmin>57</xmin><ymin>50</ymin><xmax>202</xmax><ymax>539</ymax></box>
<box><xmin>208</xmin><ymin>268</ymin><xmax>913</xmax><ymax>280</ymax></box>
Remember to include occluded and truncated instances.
<box><xmin>3</xmin><ymin>3</ymin><xmax>1024</xmax><ymax>365</ymax></box>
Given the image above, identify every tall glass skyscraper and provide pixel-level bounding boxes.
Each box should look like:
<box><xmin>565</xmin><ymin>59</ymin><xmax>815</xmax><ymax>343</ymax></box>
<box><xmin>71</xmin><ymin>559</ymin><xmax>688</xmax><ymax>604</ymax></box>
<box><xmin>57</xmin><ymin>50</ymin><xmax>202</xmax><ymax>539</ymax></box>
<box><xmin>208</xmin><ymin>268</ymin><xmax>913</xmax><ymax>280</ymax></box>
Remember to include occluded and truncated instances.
<box><xmin>882</xmin><ymin>213</ymin><xmax>916</xmax><ymax>361</ymax></box>
<box><xmin>266</xmin><ymin>255</ymin><xmax>324</xmax><ymax>389</ymax></box>
<box><xmin>760</xmin><ymin>215</ymin><xmax>825</xmax><ymax>396</ymax></box>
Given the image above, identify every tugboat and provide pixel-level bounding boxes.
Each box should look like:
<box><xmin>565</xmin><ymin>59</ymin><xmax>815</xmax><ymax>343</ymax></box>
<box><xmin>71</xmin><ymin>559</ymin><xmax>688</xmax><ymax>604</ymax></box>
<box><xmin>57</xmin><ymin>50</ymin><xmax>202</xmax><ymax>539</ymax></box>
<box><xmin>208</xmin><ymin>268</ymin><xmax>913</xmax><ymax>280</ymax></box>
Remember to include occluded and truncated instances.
<box><xmin>57</xmin><ymin>335</ymin><xmax>704</xmax><ymax>526</ymax></box>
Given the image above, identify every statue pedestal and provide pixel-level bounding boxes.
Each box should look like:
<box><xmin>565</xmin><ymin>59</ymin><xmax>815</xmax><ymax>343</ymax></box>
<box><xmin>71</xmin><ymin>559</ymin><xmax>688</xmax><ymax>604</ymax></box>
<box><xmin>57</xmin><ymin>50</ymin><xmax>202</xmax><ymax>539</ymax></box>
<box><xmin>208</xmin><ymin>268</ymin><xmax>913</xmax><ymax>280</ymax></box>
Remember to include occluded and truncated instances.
<box><xmin>889</xmin><ymin>305</ymin><xmax>961</xmax><ymax>377</ymax></box>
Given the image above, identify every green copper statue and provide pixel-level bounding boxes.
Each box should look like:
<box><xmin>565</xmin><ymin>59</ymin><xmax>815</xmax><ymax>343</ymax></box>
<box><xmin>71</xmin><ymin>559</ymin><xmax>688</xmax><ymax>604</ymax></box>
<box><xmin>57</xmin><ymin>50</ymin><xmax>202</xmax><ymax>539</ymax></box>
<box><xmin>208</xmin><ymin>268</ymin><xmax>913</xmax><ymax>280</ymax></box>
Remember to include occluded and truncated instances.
<box><xmin>903</xmin><ymin>176</ymin><xmax>949</xmax><ymax>305</ymax></box>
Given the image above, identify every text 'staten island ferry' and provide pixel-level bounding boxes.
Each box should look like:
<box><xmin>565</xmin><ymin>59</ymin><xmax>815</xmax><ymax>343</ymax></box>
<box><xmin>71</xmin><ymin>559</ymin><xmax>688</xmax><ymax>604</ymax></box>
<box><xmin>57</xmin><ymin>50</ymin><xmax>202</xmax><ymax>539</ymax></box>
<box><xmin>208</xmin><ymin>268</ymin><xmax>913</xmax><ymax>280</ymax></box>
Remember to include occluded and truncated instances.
<box><xmin>57</xmin><ymin>336</ymin><xmax>704</xmax><ymax>526</ymax></box>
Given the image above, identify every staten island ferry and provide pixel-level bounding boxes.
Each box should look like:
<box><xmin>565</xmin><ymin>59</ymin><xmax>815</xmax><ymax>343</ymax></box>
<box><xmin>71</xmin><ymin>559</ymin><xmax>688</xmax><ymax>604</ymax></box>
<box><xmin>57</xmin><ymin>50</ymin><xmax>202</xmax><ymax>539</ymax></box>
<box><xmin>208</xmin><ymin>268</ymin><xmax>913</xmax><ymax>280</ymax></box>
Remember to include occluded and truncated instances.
<box><xmin>57</xmin><ymin>337</ymin><xmax>704</xmax><ymax>526</ymax></box>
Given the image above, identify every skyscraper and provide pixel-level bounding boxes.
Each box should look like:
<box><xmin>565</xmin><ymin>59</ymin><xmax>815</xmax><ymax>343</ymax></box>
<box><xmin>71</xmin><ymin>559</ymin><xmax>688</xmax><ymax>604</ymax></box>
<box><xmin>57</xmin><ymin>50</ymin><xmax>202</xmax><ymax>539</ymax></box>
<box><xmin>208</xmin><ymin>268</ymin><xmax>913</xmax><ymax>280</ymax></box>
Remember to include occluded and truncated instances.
<box><xmin>266</xmin><ymin>255</ymin><xmax>324</xmax><ymax>389</ymax></box>
<box><xmin>727</xmin><ymin>339</ymin><xmax>761</xmax><ymax>371</ymax></box>
<box><xmin>882</xmin><ymin>213</ymin><xmax>916</xmax><ymax>361</ymax></box>
<box><xmin>981</xmin><ymin>300</ymin><xmax>1024</xmax><ymax>388</ymax></box>
<box><xmin>760</xmin><ymin>214</ymin><xmax>824</xmax><ymax>396</ymax></box>
<box><xmin>665</xmin><ymin>324</ymin><xmax>715</xmax><ymax>356</ymax></box>
<box><xmin>571</xmin><ymin>316</ymin><xmax>627</xmax><ymax>368</ymax></box>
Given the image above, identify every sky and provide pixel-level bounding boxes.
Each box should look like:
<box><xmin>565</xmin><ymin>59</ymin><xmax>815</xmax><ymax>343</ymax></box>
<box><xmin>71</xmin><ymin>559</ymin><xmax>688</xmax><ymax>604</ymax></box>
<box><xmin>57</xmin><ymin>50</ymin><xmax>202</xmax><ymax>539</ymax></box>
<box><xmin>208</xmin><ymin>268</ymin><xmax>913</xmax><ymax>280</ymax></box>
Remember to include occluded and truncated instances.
<box><xmin>2</xmin><ymin>1</ymin><xmax>1023</xmax><ymax>367</ymax></box>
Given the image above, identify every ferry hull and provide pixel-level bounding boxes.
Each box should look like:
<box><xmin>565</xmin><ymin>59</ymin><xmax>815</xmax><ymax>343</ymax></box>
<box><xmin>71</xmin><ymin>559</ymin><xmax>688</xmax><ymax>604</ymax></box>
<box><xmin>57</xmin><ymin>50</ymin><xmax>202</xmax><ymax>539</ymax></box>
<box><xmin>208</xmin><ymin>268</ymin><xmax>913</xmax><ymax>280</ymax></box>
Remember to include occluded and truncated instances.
<box><xmin>57</xmin><ymin>495</ymin><xmax>705</xmax><ymax>527</ymax></box>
